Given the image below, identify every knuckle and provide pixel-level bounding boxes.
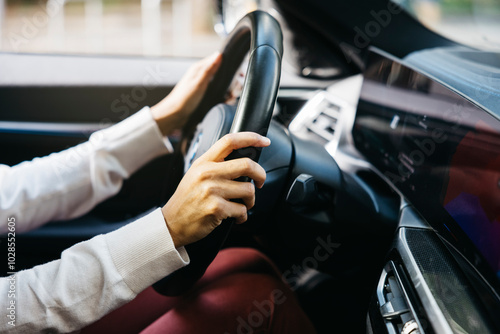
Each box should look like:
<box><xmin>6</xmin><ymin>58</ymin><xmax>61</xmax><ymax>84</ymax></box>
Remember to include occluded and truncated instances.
<box><xmin>207</xmin><ymin>200</ymin><xmax>222</xmax><ymax>217</ymax></box>
<box><xmin>209</xmin><ymin>217</ymin><xmax>222</xmax><ymax>230</ymax></box>
<box><xmin>215</xmin><ymin>204</ymin><xmax>226</xmax><ymax>218</ymax></box>
<box><xmin>240</xmin><ymin>158</ymin><xmax>254</xmax><ymax>172</ymax></box>
<box><xmin>196</xmin><ymin>163</ymin><xmax>214</xmax><ymax>181</ymax></box>
<box><xmin>192</xmin><ymin>167</ymin><xmax>205</xmax><ymax>182</ymax></box>
<box><xmin>254</xmin><ymin>163</ymin><xmax>265</xmax><ymax>176</ymax></box>
<box><xmin>247</xmin><ymin>197</ymin><xmax>255</xmax><ymax>210</ymax></box>
<box><xmin>222</xmin><ymin>134</ymin><xmax>236</xmax><ymax>149</ymax></box>
<box><xmin>239</xmin><ymin>207</ymin><xmax>248</xmax><ymax>222</ymax></box>
<box><xmin>245</xmin><ymin>182</ymin><xmax>255</xmax><ymax>196</ymax></box>
<box><xmin>259</xmin><ymin>167</ymin><xmax>267</xmax><ymax>181</ymax></box>
<box><xmin>200</xmin><ymin>168</ymin><xmax>213</xmax><ymax>181</ymax></box>
<box><xmin>200</xmin><ymin>182</ymin><xmax>213</xmax><ymax>198</ymax></box>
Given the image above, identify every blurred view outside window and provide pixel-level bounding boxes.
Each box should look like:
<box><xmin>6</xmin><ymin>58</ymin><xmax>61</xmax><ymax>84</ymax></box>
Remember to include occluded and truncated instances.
<box><xmin>3</xmin><ymin>0</ymin><xmax>499</xmax><ymax>57</ymax></box>
<box><xmin>397</xmin><ymin>0</ymin><xmax>500</xmax><ymax>51</ymax></box>
<box><xmin>0</xmin><ymin>0</ymin><xmax>222</xmax><ymax>57</ymax></box>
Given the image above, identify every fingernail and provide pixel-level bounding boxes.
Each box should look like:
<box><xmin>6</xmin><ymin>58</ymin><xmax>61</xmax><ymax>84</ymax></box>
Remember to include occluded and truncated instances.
<box><xmin>262</xmin><ymin>137</ymin><xmax>271</xmax><ymax>145</ymax></box>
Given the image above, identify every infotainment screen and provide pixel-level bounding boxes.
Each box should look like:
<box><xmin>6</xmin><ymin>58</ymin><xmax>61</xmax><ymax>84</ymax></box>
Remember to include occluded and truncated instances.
<box><xmin>353</xmin><ymin>50</ymin><xmax>500</xmax><ymax>287</ymax></box>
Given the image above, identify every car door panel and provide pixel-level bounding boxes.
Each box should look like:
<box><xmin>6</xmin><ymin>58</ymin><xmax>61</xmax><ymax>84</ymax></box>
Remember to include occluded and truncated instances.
<box><xmin>0</xmin><ymin>54</ymin><xmax>194</xmax><ymax>267</ymax></box>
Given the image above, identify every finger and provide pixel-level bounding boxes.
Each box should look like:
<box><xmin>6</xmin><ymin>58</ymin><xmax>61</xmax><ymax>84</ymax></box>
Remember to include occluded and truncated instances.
<box><xmin>216</xmin><ymin>158</ymin><xmax>267</xmax><ymax>189</ymax></box>
<box><xmin>190</xmin><ymin>53</ymin><xmax>223</xmax><ymax>96</ymax></box>
<box><xmin>201</xmin><ymin>132</ymin><xmax>271</xmax><ymax>162</ymax></box>
<box><xmin>222</xmin><ymin>200</ymin><xmax>248</xmax><ymax>224</ymax></box>
<box><xmin>212</xmin><ymin>179</ymin><xmax>256</xmax><ymax>210</ymax></box>
<box><xmin>195</xmin><ymin>52</ymin><xmax>222</xmax><ymax>81</ymax></box>
<box><xmin>204</xmin><ymin>52</ymin><xmax>223</xmax><ymax>77</ymax></box>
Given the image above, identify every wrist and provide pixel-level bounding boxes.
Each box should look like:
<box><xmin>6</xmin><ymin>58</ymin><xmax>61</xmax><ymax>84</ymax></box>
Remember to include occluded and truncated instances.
<box><xmin>161</xmin><ymin>205</ymin><xmax>185</xmax><ymax>248</ymax></box>
<box><xmin>150</xmin><ymin>100</ymin><xmax>183</xmax><ymax>137</ymax></box>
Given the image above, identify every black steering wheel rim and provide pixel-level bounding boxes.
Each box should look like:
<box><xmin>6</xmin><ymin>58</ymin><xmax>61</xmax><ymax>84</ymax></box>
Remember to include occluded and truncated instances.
<box><xmin>183</xmin><ymin>10</ymin><xmax>283</xmax><ymax>145</ymax></box>
<box><xmin>153</xmin><ymin>10</ymin><xmax>283</xmax><ymax>296</ymax></box>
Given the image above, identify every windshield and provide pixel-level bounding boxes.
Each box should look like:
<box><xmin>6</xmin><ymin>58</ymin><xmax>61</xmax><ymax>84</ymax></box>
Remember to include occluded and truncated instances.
<box><xmin>0</xmin><ymin>0</ymin><xmax>222</xmax><ymax>57</ymax></box>
<box><xmin>396</xmin><ymin>0</ymin><xmax>500</xmax><ymax>51</ymax></box>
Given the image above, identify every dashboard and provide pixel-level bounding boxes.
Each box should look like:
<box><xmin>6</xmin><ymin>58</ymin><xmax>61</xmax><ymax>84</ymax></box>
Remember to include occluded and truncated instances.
<box><xmin>288</xmin><ymin>48</ymin><xmax>500</xmax><ymax>333</ymax></box>
<box><xmin>353</xmin><ymin>51</ymin><xmax>500</xmax><ymax>292</ymax></box>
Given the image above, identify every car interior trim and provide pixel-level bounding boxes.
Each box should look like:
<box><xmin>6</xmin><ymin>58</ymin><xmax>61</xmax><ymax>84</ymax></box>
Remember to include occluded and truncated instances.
<box><xmin>0</xmin><ymin>120</ymin><xmax>113</xmax><ymax>137</ymax></box>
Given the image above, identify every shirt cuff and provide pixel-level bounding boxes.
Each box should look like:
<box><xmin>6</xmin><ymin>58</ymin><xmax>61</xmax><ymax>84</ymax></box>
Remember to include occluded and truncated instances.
<box><xmin>90</xmin><ymin>107</ymin><xmax>174</xmax><ymax>177</ymax></box>
<box><xmin>105</xmin><ymin>208</ymin><xmax>190</xmax><ymax>293</ymax></box>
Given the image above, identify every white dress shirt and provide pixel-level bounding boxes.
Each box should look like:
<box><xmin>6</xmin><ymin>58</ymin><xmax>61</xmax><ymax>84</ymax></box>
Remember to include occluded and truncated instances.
<box><xmin>0</xmin><ymin>108</ymin><xmax>190</xmax><ymax>333</ymax></box>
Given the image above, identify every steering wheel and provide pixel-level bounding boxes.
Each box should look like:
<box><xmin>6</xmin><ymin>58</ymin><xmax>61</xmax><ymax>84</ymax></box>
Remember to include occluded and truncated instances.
<box><xmin>153</xmin><ymin>10</ymin><xmax>283</xmax><ymax>296</ymax></box>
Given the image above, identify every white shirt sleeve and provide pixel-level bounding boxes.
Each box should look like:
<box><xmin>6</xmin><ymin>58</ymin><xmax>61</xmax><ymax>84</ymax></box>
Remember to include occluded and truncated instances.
<box><xmin>0</xmin><ymin>107</ymin><xmax>173</xmax><ymax>234</ymax></box>
<box><xmin>0</xmin><ymin>208</ymin><xmax>190</xmax><ymax>333</ymax></box>
<box><xmin>0</xmin><ymin>108</ymin><xmax>191</xmax><ymax>332</ymax></box>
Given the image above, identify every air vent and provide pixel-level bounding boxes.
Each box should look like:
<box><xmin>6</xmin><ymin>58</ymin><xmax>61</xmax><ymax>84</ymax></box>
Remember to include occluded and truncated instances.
<box><xmin>289</xmin><ymin>91</ymin><xmax>346</xmax><ymax>143</ymax></box>
<box><xmin>307</xmin><ymin>103</ymin><xmax>339</xmax><ymax>141</ymax></box>
<box><xmin>376</xmin><ymin>261</ymin><xmax>425</xmax><ymax>334</ymax></box>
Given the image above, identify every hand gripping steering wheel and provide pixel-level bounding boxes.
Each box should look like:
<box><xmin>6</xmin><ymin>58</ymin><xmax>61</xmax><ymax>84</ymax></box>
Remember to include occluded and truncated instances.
<box><xmin>153</xmin><ymin>10</ymin><xmax>283</xmax><ymax>296</ymax></box>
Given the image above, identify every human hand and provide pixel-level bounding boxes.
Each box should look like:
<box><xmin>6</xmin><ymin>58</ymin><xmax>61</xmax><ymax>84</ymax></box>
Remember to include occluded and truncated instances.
<box><xmin>161</xmin><ymin>132</ymin><xmax>271</xmax><ymax>248</ymax></box>
<box><xmin>151</xmin><ymin>52</ymin><xmax>223</xmax><ymax>136</ymax></box>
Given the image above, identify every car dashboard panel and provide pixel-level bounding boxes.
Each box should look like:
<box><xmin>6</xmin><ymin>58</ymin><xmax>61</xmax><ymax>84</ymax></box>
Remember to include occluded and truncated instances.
<box><xmin>354</xmin><ymin>50</ymin><xmax>500</xmax><ymax>292</ymax></box>
<box><xmin>353</xmin><ymin>50</ymin><xmax>500</xmax><ymax>333</ymax></box>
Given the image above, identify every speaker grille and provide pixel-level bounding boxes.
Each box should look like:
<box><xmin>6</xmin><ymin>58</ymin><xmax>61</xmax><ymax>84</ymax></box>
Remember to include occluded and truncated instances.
<box><xmin>405</xmin><ymin>228</ymin><xmax>492</xmax><ymax>333</ymax></box>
